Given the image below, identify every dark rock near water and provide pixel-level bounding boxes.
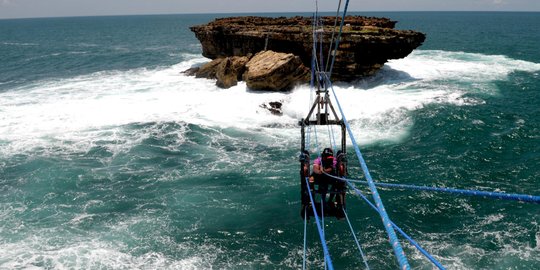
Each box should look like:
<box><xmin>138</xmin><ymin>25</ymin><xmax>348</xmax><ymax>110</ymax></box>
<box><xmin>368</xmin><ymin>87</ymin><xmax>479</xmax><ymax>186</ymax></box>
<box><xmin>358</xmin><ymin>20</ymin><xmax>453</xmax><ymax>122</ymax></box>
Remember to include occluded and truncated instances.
<box><xmin>260</xmin><ymin>101</ymin><xmax>283</xmax><ymax>116</ymax></box>
<box><xmin>182</xmin><ymin>67</ymin><xmax>200</xmax><ymax>76</ymax></box>
<box><xmin>190</xmin><ymin>16</ymin><xmax>425</xmax><ymax>82</ymax></box>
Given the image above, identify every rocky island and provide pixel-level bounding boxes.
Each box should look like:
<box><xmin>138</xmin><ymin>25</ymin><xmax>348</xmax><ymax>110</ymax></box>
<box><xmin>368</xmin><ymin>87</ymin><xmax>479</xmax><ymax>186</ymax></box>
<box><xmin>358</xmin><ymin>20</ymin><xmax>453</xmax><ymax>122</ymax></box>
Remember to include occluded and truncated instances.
<box><xmin>186</xmin><ymin>16</ymin><xmax>425</xmax><ymax>91</ymax></box>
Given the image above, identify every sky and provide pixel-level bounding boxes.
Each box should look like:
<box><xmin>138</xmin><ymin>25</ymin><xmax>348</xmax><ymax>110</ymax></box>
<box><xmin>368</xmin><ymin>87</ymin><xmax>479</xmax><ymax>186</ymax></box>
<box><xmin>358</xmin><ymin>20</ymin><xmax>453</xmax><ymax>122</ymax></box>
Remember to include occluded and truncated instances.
<box><xmin>0</xmin><ymin>0</ymin><xmax>539</xmax><ymax>19</ymax></box>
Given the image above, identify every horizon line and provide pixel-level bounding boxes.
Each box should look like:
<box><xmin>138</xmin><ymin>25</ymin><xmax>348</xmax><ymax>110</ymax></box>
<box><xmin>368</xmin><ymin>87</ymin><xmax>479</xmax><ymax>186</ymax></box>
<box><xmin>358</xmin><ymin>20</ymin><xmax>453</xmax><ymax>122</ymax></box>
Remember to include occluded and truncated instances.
<box><xmin>1</xmin><ymin>10</ymin><xmax>540</xmax><ymax>21</ymax></box>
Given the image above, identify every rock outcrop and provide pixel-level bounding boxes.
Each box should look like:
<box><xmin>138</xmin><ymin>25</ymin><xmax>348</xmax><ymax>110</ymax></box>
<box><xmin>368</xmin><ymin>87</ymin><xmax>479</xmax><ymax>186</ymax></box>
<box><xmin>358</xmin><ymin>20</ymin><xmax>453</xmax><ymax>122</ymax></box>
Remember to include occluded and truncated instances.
<box><xmin>216</xmin><ymin>56</ymin><xmax>249</xmax><ymax>88</ymax></box>
<box><xmin>244</xmin><ymin>51</ymin><xmax>309</xmax><ymax>91</ymax></box>
<box><xmin>195</xmin><ymin>58</ymin><xmax>224</xmax><ymax>79</ymax></box>
<box><xmin>185</xmin><ymin>51</ymin><xmax>309</xmax><ymax>91</ymax></box>
<box><xmin>190</xmin><ymin>16</ymin><xmax>425</xmax><ymax>82</ymax></box>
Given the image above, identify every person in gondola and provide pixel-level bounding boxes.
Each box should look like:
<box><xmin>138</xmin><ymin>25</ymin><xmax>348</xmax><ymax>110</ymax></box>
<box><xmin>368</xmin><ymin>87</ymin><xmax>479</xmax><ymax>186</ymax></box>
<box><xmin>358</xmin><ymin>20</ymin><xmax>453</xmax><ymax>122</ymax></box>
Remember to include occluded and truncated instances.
<box><xmin>301</xmin><ymin>147</ymin><xmax>346</xmax><ymax>219</ymax></box>
<box><xmin>309</xmin><ymin>148</ymin><xmax>337</xmax><ymax>203</ymax></box>
<box><xmin>308</xmin><ymin>147</ymin><xmax>346</xmax><ymax>219</ymax></box>
<box><xmin>312</xmin><ymin>148</ymin><xmax>336</xmax><ymax>176</ymax></box>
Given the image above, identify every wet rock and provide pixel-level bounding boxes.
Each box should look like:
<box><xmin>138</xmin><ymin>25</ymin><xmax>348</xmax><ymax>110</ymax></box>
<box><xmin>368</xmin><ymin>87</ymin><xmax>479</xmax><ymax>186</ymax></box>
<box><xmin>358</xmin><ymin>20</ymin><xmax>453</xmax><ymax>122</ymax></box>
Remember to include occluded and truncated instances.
<box><xmin>260</xmin><ymin>101</ymin><xmax>283</xmax><ymax>116</ymax></box>
<box><xmin>182</xmin><ymin>67</ymin><xmax>199</xmax><ymax>76</ymax></box>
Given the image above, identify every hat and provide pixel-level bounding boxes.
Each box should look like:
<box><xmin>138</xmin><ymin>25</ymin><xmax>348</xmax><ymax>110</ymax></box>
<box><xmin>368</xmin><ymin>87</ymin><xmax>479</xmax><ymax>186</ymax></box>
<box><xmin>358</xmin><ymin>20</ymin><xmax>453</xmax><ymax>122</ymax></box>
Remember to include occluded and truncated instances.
<box><xmin>322</xmin><ymin>148</ymin><xmax>333</xmax><ymax>157</ymax></box>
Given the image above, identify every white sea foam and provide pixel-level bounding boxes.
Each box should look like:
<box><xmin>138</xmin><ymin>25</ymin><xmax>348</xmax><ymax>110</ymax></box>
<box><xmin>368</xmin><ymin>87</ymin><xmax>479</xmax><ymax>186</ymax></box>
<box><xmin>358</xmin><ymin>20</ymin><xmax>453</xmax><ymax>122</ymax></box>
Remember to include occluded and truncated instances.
<box><xmin>0</xmin><ymin>237</ymin><xmax>214</xmax><ymax>269</ymax></box>
<box><xmin>388</xmin><ymin>50</ymin><xmax>540</xmax><ymax>84</ymax></box>
<box><xmin>1</xmin><ymin>50</ymin><xmax>539</xmax><ymax>157</ymax></box>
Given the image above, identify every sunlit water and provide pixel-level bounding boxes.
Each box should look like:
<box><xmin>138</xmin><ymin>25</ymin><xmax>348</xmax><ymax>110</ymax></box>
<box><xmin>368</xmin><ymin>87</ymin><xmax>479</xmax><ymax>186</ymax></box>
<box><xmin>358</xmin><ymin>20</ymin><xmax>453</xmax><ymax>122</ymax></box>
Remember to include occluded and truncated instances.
<box><xmin>1</xmin><ymin>12</ymin><xmax>539</xmax><ymax>269</ymax></box>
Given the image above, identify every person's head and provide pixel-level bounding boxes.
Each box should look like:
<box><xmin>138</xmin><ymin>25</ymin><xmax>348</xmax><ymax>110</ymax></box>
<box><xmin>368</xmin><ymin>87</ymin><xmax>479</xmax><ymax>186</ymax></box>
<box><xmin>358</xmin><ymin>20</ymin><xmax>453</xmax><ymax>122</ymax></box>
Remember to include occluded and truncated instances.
<box><xmin>321</xmin><ymin>148</ymin><xmax>334</xmax><ymax>167</ymax></box>
<box><xmin>322</xmin><ymin>148</ymin><xmax>333</xmax><ymax>157</ymax></box>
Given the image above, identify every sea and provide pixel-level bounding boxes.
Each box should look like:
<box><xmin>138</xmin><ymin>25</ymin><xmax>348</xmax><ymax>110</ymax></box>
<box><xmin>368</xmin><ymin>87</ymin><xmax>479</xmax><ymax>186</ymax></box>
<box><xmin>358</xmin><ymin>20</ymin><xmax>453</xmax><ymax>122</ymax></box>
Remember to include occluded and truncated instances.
<box><xmin>0</xmin><ymin>11</ymin><xmax>539</xmax><ymax>270</ymax></box>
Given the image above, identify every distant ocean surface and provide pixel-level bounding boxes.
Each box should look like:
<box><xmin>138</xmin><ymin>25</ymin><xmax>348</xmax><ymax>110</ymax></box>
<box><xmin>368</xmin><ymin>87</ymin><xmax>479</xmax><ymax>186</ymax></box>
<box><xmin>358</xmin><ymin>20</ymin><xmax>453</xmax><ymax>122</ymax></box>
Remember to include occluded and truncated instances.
<box><xmin>1</xmin><ymin>12</ymin><xmax>539</xmax><ymax>269</ymax></box>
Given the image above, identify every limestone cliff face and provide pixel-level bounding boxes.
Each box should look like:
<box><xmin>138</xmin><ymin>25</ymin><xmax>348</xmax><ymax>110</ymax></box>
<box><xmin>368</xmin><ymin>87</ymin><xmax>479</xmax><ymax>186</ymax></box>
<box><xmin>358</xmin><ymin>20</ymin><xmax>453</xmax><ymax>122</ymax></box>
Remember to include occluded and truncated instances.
<box><xmin>190</xmin><ymin>16</ymin><xmax>425</xmax><ymax>81</ymax></box>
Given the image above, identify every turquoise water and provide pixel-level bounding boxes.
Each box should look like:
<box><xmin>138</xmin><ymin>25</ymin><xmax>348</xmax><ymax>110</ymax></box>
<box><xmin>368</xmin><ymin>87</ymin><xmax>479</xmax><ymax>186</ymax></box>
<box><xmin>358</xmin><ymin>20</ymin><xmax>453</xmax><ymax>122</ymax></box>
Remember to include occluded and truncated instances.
<box><xmin>1</xmin><ymin>12</ymin><xmax>539</xmax><ymax>269</ymax></box>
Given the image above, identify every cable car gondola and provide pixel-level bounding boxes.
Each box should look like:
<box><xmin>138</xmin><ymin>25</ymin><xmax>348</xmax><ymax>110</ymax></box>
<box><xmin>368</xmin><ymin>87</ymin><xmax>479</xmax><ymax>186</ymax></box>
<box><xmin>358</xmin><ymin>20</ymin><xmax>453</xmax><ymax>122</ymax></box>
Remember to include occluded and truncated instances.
<box><xmin>299</xmin><ymin>72</ymin><xmax>347</xmax><ymax>220</ymax></box>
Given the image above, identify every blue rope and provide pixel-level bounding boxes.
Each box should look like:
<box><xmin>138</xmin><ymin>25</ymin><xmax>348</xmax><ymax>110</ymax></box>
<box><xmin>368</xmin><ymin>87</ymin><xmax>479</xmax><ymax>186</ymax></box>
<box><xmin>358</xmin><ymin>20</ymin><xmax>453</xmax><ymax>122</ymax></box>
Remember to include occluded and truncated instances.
<box><xmin>313</xmin><ymin>126</ymin><xmax>320</xmax><ymax>155</ymax></box>
<box><xmin>344</xmin><ymin>180</ymin><xmax>446</xmax><ymax>270</ymax></box>
<box><xmin>321</xmin><ymin>199</ymin><xmax>327</xmax><ymax>270</ymax></box>
<box><xmin>304</xmin><ymin>177</ymin><xmax>335</xmax><ymax>270</ymax></box>
<box><xmin>318</xmin><ymin>22</ymin><xmax>324</xmax><ymax>77</ymax></box>
<box><xmin>311</xmin><ymin>135</ymin><xmax>366</xmax><ymax>269</ymax></box>
<box><xmin>345</xmin><ymin>179</ymin><xmax>540</xmax><ymax>204</ymax></box>
<box><xmin>320</xmin><ymin>173</ymin><xmax>445</xmax><ymax>268</ymax></box>
<box><xmin>319</xmin><ymin>17</ymin><xmax>325</xmax><ymax>77</ymax></box>
<box><xmin>306</xmin><ymin>13</ymin><xmax>316</xmax><ymax>151</ymax></box>
<box><xmin>310</xmin><ymin>120</ymin><xmax>442</xmax><ymax>269</ymax></box>
<box><xmin>310</xmin><ymin>12</ymin><xmax>317</xmax><ymax>90</ymax></box>
<box><xmin>325</xmin><ymin>77</ymin><xmax>411</xmax><ymax>270</ymax></box>
<box><xmin>327</xmin><ymin>0</ymin><xmax>351</xmax><ymax>77</ymax></box>
<box><xmin>343</xmin><ymin>210</ymin><xmax>371</xmax><ymax>270</ymax></box>
<box><xmin>327</xmin><ymin>124</ymin><xmax>337</xmax><ymax>153</ymax></box>
<box><xmin>325</xmin><ymin>0</ymin><xmax>343</xmax><ymax>73</ymax></box>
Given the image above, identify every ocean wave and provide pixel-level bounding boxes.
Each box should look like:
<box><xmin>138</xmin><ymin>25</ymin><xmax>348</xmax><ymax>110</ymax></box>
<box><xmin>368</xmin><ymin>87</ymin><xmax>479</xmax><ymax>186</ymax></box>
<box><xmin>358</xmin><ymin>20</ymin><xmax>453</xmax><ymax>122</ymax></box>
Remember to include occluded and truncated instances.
<box><xmin>1</xmin><ymin>42</ymin><xmax>38</xmax><ymax>46</ymax></box>
<box><xmin>69</xmin><ymin>42</ymin><xmax>99</xmax><ymax>48</ymax></box>
<box><xmin>388</xmin><ymin>50</ymin><xmax>540</xmax><ymax>86</ymax></box>
<box><xmin>0</xmin><ymin>50</ymin><xmax>538</xmax><ymax>156</ymax></box>
<box><xmin>0</xmin><ymin>238</ymin><xmax>216</xmax><ymax>269</ymax></box>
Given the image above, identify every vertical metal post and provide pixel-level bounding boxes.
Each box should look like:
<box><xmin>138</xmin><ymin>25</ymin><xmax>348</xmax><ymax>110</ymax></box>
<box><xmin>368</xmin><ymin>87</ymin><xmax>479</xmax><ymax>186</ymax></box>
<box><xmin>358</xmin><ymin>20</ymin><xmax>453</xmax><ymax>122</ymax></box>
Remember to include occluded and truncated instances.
<box><xmin>301</xmin><ymin>120</ymin><xmax>306</xmax><ymax>153</ymax></box>
<box><xmin>316</xmin><ymin>95</ymin><xmax>321</xmax><ymax>125</ymax></box>
<box><xmin>341</xmin><ymin>122</ymin><xmax>346</xmax><ymax>155</ymax></box>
